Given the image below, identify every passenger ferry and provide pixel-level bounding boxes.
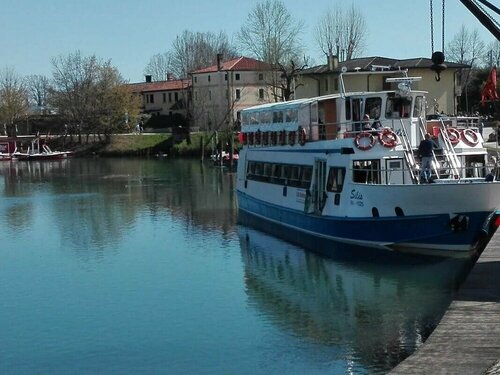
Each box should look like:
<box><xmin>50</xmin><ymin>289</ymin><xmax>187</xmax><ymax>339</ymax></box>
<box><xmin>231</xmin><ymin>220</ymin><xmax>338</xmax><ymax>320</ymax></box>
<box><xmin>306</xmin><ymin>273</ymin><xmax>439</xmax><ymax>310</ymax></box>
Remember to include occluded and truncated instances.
<box><xmin>236</xmin><ymin>71</ymin><xmax>500</xmax><ymax>257</ymax></box>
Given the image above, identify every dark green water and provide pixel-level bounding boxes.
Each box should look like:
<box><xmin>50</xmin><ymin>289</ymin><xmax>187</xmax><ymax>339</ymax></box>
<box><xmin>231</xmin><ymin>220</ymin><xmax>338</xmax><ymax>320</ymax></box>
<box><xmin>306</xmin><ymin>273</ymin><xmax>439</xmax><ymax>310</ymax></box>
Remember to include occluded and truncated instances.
<box><xmin>0</xmin><ymin>158</ymin><xmax>471</xmax><ymax>374</ymax></box>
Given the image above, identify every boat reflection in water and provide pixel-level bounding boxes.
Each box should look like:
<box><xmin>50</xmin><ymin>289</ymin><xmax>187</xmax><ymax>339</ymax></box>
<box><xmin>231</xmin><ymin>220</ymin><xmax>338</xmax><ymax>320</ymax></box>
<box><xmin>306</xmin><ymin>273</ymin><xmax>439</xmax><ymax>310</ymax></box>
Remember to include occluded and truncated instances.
<box><xmin>238</xmin><ymin>225</ymin><xmax>474</xmax><ymax>374</ymax></box>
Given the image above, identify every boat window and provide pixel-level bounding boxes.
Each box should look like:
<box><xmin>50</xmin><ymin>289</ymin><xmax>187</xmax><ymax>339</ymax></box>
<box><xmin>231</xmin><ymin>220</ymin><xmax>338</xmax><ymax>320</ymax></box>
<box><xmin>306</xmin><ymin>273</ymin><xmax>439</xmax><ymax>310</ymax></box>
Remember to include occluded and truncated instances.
<box><xmin>386</xmin><ymin>95</ymin><xmax>412</xmax><ymax>118</ymax></box>
<box><xmin>326</xmin><ymin>167</ymin><xmax>346</xmax><ymax>192</ymax></box>
<box><xmin>260</xmin><ymin>111</ymin><xmax>272</xmax><ymax>124</ymax></box>
<box><xmin>273</xmin><ymin>111</ymin><xmax>284</xmax><ymax>123</ymax></box>
<box><xmin>364</xmin><ymin>97</ymin><xmax>382</xmax><ymax>119</ymax></box>
<box><xmin>413</xmin><ymin>96</ymin><xmax>425</xmax><ymax>117</ymax></box>
<box><xmin>285</xmin><ymin>109</ymin><xmax>298</xmax><ymax>123</ymax></box>
<box><xmin>247</xmin><ymin>161</ymin><xmax>256</xmax><ymax>177</ymax></box>
<box><xmin>271</xmin><ymin>164</ymin><xmax>283</xmax><ymax>183</ymax></box>
<box><xmin>255</xmin><ymin>162</ymin><xmax>264</xmax><ymax>177</ymax></box>
<box><xmin>352</xmin><ymin>160</ymin><xmax>380</xmax><ymax>184</ymax></box>
<box><xmin>264</xmin><ymin>163</ymin><xmax>272</xmax><ymax>178</ymax></box>
<box><xmin>281</xmin><ymin>165</ymin><xmax>290</xmax><ymax>180</ymax></box>
<box><xmin>345</xmin><ymin>99</ymin><xmax>351</xmax><ymax>120</ymax></box>
<box><xmin>300</xmin><ymin>166</ymin><xmax>313</xmax><ymax>188</ymax></box>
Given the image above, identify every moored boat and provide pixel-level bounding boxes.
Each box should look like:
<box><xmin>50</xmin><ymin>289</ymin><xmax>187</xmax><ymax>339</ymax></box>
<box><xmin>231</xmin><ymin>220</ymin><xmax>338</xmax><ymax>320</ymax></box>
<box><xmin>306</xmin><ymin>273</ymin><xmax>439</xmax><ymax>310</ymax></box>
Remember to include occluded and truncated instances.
<box><xmin>236</xmin><ymin>70</ymin><xmax>500</xmax><ymax>257</ymax></box>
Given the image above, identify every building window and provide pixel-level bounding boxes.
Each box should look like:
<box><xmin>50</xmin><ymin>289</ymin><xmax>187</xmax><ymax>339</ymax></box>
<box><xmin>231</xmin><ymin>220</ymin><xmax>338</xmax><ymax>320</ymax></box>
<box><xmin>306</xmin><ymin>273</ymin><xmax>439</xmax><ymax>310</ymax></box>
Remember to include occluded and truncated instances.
<box><xmin>208</xmin><ymin>75</ymin><xmax>211</xmax><ymax>82</ymax></box>
<box><xmin>259</xmin><ymin>88</ymin><xmax>264</xmax><ymax>99</ymax></box>
<box><xmin>235</xmin><ymin>73</ymin><xmax>240</xmax><ymax>81</ymax></box>
<box><xmin>150</xmin><ymin>94</ymin><xmax>154</xmax><ymax>104</ymax></box>
<box><xmin>175</xmin><ymin>92</ymin><xmax>178</xmax><ymax>102</ymax></box>
<box><xmin>225</xmin><ymin>73</ymin><xmax>227</xmax><ymax>81</ymax></box>
<box><xmin>209</xmin><ymin>90</ymin><xmax>212</xmax><ymax>101</ymax></box>
<box><xmin>235</xmin><ymin>89</ymin><xmax>241</xmax><ymax>100</ymax></box>
<box><xmin>226</xmin><ymin>89</ymin><xmax>228</xmax><ymax>99</ymax></box>
<box><xmin>146</xmin><ymin>94</ymin><xmax>149</xmax><ymax>104</ymax></box>
<box><xmin>334</xmin><ymin>78</ymin><xmax>339</xmax><ymax>91</ymax></box>
<box><xmin>195</xmin><ymin>91</ymin><xmax>198</xmax><ymax>100</ymax></box>
<box><xmin>163</xmin><ymin>93</ymin><xmax>166</xmax><ymax>103</ymax></box>
<box><xmin>258</xmin><ymin>73</ymin><xmax>264</xmax><ymax>80</ymax></box>
<box><xmin>169</xmin><ymin>92</ymin><xmax>172</xmax><ymax>102</ymax></box>
<box><xmin>194</xmin><ymin>77</ymin><xmax>197</xmax><ymax>83</ymax></box>
<box><xmin>325</xmin><ymin>79</ymin><xmax>329</xmax><ymax>92</ymax></box>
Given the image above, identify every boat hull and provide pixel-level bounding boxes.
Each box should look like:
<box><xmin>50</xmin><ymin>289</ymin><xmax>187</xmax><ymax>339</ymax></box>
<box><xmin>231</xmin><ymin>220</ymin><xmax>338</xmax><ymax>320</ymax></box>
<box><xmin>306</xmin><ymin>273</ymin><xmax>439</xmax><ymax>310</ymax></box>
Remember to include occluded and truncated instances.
<box><xmin>237</xmin><ymin>190</ymin><xmax>499</xmax><ymax>258</ymax></box>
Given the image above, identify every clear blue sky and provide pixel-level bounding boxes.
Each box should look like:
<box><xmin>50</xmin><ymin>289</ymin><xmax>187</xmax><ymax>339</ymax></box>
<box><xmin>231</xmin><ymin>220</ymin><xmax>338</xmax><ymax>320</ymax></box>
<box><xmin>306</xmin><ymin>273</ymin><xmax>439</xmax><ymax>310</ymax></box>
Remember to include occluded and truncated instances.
<box><xmin>0</xmin><ymin>0</ymin><xmax>496</xmax><ymax>83</ymax></box>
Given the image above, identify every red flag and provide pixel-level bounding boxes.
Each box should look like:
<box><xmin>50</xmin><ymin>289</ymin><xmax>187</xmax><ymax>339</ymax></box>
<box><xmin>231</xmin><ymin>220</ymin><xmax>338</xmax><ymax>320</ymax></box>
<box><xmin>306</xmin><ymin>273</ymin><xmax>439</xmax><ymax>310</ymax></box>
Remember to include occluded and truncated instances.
<box><xmin>481</xmin><ymin>67</ymin><xmax>499</xmax><ymax>106</ymax></box>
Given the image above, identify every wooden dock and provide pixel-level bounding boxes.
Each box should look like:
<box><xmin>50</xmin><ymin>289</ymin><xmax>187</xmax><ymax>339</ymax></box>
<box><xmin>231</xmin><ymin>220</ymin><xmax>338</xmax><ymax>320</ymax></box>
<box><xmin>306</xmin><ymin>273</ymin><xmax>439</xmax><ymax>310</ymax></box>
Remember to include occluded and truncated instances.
<box><xmin>391</xmin><ymin>230</ymin><xmax>500</xmax><ymax>374</ymax></box>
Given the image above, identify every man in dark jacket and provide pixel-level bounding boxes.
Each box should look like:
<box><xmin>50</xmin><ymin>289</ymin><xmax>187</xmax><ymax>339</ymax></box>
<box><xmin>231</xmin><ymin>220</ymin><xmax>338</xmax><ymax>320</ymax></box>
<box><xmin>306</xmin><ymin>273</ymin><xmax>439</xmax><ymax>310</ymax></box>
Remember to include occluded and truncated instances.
<box><xmin>418</xmin><ymin>133</ymin><xmax>434</xmax><ymax>182</ymax></box>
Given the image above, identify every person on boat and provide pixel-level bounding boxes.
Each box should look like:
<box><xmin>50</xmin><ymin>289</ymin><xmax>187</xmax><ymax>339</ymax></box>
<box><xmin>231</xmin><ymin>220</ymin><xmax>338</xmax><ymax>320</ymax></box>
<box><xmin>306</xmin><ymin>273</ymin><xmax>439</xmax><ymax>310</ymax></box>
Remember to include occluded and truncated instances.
<box><xmin>362</xmin><ymin>114</ymin><xmax>372</xmax><ymax>130</ymax></box>
<box><xmin>418</xmin><ymin>133</ymin><xmax>434</xmax><ymax>183</ymax></box>
<box><xmin>485</xmin><ymin>170</ymin><xmax>495</xmax><ymax>182</ymax></box>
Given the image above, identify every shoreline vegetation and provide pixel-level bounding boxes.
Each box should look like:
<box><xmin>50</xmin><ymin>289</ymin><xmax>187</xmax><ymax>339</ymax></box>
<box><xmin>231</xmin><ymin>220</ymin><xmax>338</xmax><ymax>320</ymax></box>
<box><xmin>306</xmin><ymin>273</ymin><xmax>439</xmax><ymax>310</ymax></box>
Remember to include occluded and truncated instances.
<box><xmin>46</xmin><ymin>132</ymin><xmax>239</xmax><ymax>158</ymax></box>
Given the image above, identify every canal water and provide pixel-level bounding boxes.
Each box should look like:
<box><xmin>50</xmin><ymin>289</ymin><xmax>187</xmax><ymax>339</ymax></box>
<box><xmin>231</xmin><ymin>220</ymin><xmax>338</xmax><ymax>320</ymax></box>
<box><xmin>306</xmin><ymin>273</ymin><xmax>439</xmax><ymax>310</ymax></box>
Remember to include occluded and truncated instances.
<box><xmin>0</xmin><ymin>158</ymin><xmax>473</xmax><ymax>374</ymax></box>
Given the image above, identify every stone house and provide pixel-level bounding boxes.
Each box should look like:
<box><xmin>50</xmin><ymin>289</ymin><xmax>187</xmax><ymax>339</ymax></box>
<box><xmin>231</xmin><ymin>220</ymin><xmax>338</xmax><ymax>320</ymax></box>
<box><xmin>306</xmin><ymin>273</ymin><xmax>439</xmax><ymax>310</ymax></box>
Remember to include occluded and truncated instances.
<box><xmin>296</xmin><ymin>56</ymin><xmax>470</xmax><ymax>116</ymax></box>
<box><xmin>190</xmin><ymin>56</ymin><xmax>275</xmax><ymax>131</ymax></box>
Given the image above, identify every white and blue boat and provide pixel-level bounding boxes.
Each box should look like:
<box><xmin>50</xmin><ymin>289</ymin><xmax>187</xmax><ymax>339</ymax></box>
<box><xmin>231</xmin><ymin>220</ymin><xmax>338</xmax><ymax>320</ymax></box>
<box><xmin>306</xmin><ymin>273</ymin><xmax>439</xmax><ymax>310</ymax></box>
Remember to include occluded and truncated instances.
<box><xmin>236</xmin><ymin>71</ymin><xmax>500</xmax><ymax>257</ymax></box>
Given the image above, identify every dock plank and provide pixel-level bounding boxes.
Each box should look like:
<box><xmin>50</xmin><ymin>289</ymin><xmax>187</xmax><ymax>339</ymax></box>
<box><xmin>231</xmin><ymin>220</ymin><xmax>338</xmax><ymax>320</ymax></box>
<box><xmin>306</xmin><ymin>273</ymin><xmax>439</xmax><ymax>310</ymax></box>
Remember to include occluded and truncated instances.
<box><xmin>390</xmin><ymin>230</ymin><xmax>500</xmax><ymax>374</ymax></box>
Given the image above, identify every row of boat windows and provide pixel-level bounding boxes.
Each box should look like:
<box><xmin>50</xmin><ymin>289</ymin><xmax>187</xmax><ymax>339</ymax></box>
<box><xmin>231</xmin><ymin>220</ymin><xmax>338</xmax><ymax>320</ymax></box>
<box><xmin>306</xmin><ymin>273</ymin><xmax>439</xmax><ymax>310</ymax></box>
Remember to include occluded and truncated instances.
<box><xmin>242</xmin><ymin>109</ymin><xmax>299</xmax><ymax>125</ymax></box>
<box><xmin>241</xmin><ymin>95</ymin><xmax>425</xmax><ymax>127</ymax></box>
<box><xmin>246</xmin><ymin>161</ymin><xmax>346</xmax><ymax>192</ymax></box>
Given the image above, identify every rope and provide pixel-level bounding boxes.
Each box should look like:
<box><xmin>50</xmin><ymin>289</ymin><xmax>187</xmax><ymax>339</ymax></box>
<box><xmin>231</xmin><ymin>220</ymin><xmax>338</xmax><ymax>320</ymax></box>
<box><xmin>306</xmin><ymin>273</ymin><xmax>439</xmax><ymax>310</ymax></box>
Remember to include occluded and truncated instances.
<box><xmin>430</xmin><ymin>0</ymin><xmax>434</xmax><ymax>53</ymax></box>
<box><xmin>442</xmin><ymin>0</ymin><xmax>445</xmax><ymax>52</ymax></box>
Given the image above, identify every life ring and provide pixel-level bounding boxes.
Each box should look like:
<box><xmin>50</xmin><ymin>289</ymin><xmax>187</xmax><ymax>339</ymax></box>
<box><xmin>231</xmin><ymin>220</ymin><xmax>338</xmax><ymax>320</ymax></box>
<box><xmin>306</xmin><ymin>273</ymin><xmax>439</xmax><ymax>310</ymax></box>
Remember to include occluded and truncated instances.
<box><xmin>446</xmin><ymin>127</ymin><xmax>460</xmax><ymax>145</ymax></box>
<box><xmin>298</xmin><ymin>127</ymin><xmax>307</xmax><ymax>146</ymax></box>
<box><xmin>461</xmin><ymin>129</ymin><xmax>479</xmax><ymax>147</ymax></box>
<box><xmin>241</xmin><ymin>132</ymin><xmax>248</xmax><ymax>145</ymax></box>
<box><xmin>354</xmin><ymin>132</ymin><xmax>376</xmax><ymax>151</ymax></box>
<box><xmin>255</xmin><ymin>130</ymin><xmax>261</xmax><ymax>145</ymax></box>
<box><xmin>248</xmin><ymin>132</ymin><xmax>254</xmax><ymax>146</ymax></box>
<box><xmin>288</xmin><ymin>131</ymin><xmax>296</xmax><ymax>146</ymax></box>
<box><xmin>378</xmin><ymin>128</ymin><xmax>398</xmax><ymax>148</ymax></box>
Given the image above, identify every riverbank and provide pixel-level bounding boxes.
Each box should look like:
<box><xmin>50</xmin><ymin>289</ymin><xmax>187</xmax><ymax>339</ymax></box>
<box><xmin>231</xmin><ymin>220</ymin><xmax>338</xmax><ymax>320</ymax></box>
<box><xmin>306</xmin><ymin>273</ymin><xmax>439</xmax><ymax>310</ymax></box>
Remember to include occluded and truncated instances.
<box><xmin>49</xmin><ymin>132</ymin><xmax>234</xmax><ymax>158</ymax></box>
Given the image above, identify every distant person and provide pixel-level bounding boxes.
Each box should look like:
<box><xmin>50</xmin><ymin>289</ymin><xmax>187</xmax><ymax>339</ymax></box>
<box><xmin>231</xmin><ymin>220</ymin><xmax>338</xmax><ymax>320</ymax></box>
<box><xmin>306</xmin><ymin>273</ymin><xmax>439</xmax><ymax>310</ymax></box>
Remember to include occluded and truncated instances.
<box><xmin>418</xmin><ymin>133</ymin><xmax>434</xmax><ymax>182</ymax></box>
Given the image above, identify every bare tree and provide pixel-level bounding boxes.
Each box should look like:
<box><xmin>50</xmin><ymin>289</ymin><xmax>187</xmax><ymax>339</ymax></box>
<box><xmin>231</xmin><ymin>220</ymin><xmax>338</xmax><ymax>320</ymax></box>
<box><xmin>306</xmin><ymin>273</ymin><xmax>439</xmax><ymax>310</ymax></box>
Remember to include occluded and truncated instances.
<box><xmin>238</xmin><ymin>0</ymin><xmax>303</xmax><ymax>65</ymax></box>
<box><xmin>0</xmin><ymin>67</ymin><xmax>29</xmax><ymax>136</ymax></box>
<box><xmin>25</xmin><ymin>74</ymin><xmax>50</xmax><ymax>110</ymax></box>
<box><xmin>447</xmin><ymin>25</ymin><xmax>486</xmax><ymax>112</ymax></box>
<box><xmin>237</xmin><ymin>0</ymin><xmax>306</xmax><ymax>101</ymax></box>
<box><xmin>447</xmin><ymin>25</ymin><xmax>485</xmax><ymax>67</ymax></box>
<box><xmin>144</xmin><ymin>52</ymin><xmax>173</xmax><ymax>81</ymax></box>
<box><xmin>170</xmin><ymin>30</ymin><xmax>238</xmax><ymax>78</ymax></box>
<box><xmin>315</xmin><ymin>4</ymin><xmax>367</xmax><ymax>61</ymax></box>
<box><xmin>484</xmin><ymin>40</ymin><xmax>500</xmax><ymax>67</ymax></box>
<box><xmin>50</xmin><ymin>51</ymin><xmax>140</xmax><ymax>142</ymax></box>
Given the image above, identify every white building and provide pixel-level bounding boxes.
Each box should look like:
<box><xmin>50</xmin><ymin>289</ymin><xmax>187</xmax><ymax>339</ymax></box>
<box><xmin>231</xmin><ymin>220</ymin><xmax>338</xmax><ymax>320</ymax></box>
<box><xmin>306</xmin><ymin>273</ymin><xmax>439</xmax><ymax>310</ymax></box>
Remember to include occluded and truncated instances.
<box><xmin>190</xmin><ymin>56</ymin><xmax>275</xmax><ymax>131</ymax></box>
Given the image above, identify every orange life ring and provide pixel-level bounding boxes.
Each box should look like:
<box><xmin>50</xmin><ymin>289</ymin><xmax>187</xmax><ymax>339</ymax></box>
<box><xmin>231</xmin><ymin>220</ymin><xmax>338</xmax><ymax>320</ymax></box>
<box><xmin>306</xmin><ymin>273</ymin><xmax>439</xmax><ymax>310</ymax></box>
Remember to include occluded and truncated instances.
<box><xmin>378</xmin><ymin>128</ymin><xmax>398</xmax><ymax>148</ymax></box>
<box><xmin>461</xmin><ymin>128</ymin><xmax>479</xmax><ymax>147</ymax></box>
<box><xmin>288</xmin><ymin>131</ymin><xmax>296</xmax><ymax>146</ymax></box>
<box><xmin>354</xmin><ymin>132</ymin><xmax>376</xmax><ymax>151</ymax></box>
<box><xmin>446</xmin><ymin>127</ymin><xmax>460</xmax><ymax>145</ymax></box>
<box><xmin>248</xmin><ymin>132</ymin><xmax>254</xmax><ymax>146</ymax></box>
<box><xmin>298</xmin><ymin>126</ymin><xmax>307</xmax><ymax>146</ymax></box>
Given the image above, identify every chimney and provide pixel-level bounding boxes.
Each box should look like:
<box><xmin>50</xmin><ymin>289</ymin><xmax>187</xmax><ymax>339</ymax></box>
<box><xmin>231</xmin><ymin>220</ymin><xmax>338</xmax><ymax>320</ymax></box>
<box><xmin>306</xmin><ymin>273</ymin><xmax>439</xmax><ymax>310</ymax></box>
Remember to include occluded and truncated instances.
<box><xmin>217</xmin><ymin>53</ymin><xmax>223</xmax><ymax>71</ymax></box>
<box><xmin>328</xmin><ymin>55</ymin><xmax>339</xmax><ymax>71</ymax></box>
<box><xmin>167</xmin><ymin>73</ymin><xmax>173</xmax><ymax>81</ymax></box>
<box><xmin>145</xmin><ymin>75</ymin><xmax>152</xmax><ymax>83</ymax></box>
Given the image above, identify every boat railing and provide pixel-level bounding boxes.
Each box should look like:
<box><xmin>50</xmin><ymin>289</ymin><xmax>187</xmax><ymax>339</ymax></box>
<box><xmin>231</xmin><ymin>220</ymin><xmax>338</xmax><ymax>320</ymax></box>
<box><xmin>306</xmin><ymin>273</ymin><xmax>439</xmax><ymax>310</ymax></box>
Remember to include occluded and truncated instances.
<box><xmin>351</xmin><ymin>163</ymin><xmax>493</xmax><ymax>185</ymax></box>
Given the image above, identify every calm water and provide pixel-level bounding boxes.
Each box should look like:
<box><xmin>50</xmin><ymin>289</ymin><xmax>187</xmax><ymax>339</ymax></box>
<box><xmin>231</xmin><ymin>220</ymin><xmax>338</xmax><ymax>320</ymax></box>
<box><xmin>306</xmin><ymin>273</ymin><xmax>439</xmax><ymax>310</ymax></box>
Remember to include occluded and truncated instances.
<box><xmin>0</xmin><ymin>158</ymin><xmax>472</xmax><ymax>374</ymax></box>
